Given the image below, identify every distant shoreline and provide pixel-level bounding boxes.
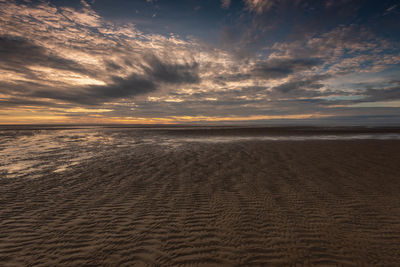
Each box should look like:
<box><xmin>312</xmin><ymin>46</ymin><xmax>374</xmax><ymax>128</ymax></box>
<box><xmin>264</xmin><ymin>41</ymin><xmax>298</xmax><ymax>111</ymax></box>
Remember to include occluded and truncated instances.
<box><xmin>1</xmin><ymin>124</ymin><xmax>400</xmax><ymax>135</ymax></box>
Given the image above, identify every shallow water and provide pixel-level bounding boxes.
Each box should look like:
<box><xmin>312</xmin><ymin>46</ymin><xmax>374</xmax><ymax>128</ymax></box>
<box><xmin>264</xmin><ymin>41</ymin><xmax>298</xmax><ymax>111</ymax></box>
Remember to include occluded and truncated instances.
<box><xmin>1</xmin><ymin>126</ymin><xmax>400</xmax><ymax>178</ymax></box>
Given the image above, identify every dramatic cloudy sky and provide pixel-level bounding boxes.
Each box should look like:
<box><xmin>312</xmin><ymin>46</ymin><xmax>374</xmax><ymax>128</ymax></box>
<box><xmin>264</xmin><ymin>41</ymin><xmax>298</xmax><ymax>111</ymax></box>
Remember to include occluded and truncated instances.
<box><xmin>1</xmin><ymin>0</ymin><xmax>400</xmax><ymax>124</ymax></box>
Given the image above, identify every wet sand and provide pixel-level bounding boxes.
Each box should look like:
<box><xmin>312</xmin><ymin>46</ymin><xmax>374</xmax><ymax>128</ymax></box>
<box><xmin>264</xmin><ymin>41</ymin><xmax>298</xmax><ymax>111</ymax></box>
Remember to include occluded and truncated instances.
<box><xmin>1</xmin><ymin>128</ymin><xmax>400</xmax><ymax>266</ymax></box>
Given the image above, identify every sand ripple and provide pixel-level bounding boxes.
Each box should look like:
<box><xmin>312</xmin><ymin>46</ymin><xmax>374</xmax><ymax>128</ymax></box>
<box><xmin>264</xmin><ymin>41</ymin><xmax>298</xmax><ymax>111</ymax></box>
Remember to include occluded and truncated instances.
<box><xmin>1</xmin><ymin>129</ymin><xmax>400</xmax><ymax>265</ymax></box>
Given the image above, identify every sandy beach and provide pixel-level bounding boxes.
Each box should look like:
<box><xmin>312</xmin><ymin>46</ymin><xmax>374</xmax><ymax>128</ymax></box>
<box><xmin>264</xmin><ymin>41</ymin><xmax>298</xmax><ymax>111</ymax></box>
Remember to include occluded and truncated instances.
<box><xmin>1</xmin><ymin>127</ymin><xmax>400</xmax><ymax>266</ymax></box>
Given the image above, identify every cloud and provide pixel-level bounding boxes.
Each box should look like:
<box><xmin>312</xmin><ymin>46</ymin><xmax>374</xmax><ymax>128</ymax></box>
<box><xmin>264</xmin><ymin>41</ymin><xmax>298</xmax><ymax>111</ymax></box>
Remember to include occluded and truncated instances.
<box><xmin>384</xmin><ymin>4</ymin><xmax>398</xmax><ymax>14</ymax></box>
<box><xmin>213</xmin><ymin>73</ymin><xmax>252</xmax><ymax>84</ymax></box>
<box><xmin>30</xmin><ymin>54</ymin><xmax>200</xmax><ymax>105</ymax></box>
<box><xmin>272</xmin><ymin>75</ymin><xmax>328</xmax><ymax>94</ymax></box>
<box><xmin>0</xmin><ymin>35</ymin><xmax>87</xmax><ymax>76</ymax></box>
<box><xmin>244</xmin><ymin>0</ymin><xmax>363</xmax><ymax>32</ymax></box>
<box><xmin>363</xmin><ymin>86</ymin><xmax>400</xmax><ymax>102</ymax></box>
<box><xmin>32</xmin><ymin>74</ymin><xmax>155</xmax><ymax>105</ymax></box>
<box><xmin>142</xmin><ymin>55</ymin><xmax>200</xmax><ymax>84</ymax></box>
<box><xmin>269</xmin><ymin>24</ymin><xmax>400</xmax><ymax>76</ymax></box>
<box><xmin>252</xmin><ymin>58</ymin><xmax>322</xmax><ymax>79</ymax></box>
<box><xmin>0</xmin><ymin>0</ymin><xmax>399</xmax><ymax>124</ymax></box>
<box><xmin>212</xmin><ymin>57</ymin><xmax>322</xmax><ymax>83</ymax></box>
<box><xmin>0</xmin><ymin>0</ymin><xmax>203</xmax><ymax>107</ymax></box>
<box><xmin>221</xmin><ymin>0</ymin><xmax>231</xmax><ymax>9</ymax></box>
<box><xmin>104</xmin><ymin>60</ymin><xmax>123</xmax><ymax>71</ymax></box>
<box><xmin>245</xmin><ymin>0</ymin><xmax>277</xmax><ymax>14</ymax></box>
<box><xmin>0</xmin><ymin>97</ymin><xmax>65</xmax><ymax>108</ymax></box>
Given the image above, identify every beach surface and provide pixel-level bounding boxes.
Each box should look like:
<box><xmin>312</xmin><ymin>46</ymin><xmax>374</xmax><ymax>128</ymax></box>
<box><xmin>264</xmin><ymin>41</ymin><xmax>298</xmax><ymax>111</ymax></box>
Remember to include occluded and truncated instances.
<box><xmin>1</xmin><ymin>126</ymin><xmax>400</xmax><ymax>266</ymax></box>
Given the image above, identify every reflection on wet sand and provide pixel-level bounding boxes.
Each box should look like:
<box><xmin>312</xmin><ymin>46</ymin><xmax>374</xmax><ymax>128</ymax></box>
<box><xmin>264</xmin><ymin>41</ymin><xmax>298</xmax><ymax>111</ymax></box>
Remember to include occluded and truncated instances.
<box><xmin>1</xmin><ymin>126</ymin><xmax>400</xmax><ymax>178</ymax></box>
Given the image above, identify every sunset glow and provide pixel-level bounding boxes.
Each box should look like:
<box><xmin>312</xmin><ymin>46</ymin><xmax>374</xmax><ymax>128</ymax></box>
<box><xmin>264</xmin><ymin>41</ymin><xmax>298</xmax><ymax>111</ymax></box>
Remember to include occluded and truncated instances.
<box><xmin>1</xmin><ymin>0</ymin><xmax>399</xmax><ymax>124</ymax></box>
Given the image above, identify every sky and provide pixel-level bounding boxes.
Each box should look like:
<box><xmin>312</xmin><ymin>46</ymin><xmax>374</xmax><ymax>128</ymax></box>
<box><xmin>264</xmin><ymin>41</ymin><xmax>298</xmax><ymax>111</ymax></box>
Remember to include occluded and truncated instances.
<box><xmin>1</xmin><ymin>0</ymin><xmax>400</xmax><ymax>125</ymax></box>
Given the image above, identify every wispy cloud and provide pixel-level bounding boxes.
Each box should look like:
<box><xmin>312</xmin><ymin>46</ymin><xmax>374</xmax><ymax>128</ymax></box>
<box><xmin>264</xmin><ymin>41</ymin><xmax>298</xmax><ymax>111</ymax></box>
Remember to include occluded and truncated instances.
<box><xmin>221</xmin><ymin>0</ymin><xmax>231</xmax><ymax>9</ymax></box>
<box><xmin>244</xmin><ymin>0</ymin><xmax>277</xmax><ymax>14</ymax></box>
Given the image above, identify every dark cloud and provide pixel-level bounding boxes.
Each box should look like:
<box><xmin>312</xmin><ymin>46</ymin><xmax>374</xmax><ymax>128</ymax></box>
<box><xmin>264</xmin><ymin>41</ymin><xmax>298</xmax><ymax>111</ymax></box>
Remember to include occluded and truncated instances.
<box><xmin>214</xmin><ymin>58</ymin><xmax>323</xmax><ymax>84</ymax></box>
<box><xmin>104</xmin><ymin>60</ymin><xmax>123</xmax><ymax>71</ymax></box>
<box><xmin>252</xmin><ymin>58</ymin><xmax>323</xmax><ymax>79</ymax></box>
<box><xmin>31</xmin><ymin>55</ymin><xmax>200</xmax><ymax>105</ymax></box>
<box><xmin>271</xmin><ymin>74</ymin><xmax>330</xmax><ymax>94</ymax></box>
<box><xmin>0</xmin><ymin>80</ymin><xmax>47</xmax><ymax>95</ymax></box>
<box><xmin>0</xmin><ymin>97</ymin><xmax>66</xmax><ymax>108</ymax></box>
<box><xmin>142</xmin><ymin>55</ymin><xmax>200</xmax><ymax>84</ymax></box>
<box><xmin>363</xmin><ymin>86</ymin><xmax>400</xmax><ymax>101</ymax></box>
<box><xmin>0</xmin><ymin>34</ymin><xmax>200</xmax><ymax>106</ymax></box>
<box><xmin>0</xmin><ymin>35</ymin><xmax>87</xmax><ymax>75</ymax></box>
<box><xmin>213</xmin><ymin>73</ymin><xmax>252</xmax><ymax>84</ymax></box>
<box><xmin>33</xmin><ymin>73</ymin><xmax>156</xmax><ymax>105</ymax></box>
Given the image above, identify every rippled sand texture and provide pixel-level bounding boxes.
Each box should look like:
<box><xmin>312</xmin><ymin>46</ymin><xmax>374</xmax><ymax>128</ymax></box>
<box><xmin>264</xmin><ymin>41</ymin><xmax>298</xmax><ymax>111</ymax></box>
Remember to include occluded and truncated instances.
<box><xmin>1</xmin><ymin>130</ymin><xmax>400</xmax><ymax>265</ymax></box>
